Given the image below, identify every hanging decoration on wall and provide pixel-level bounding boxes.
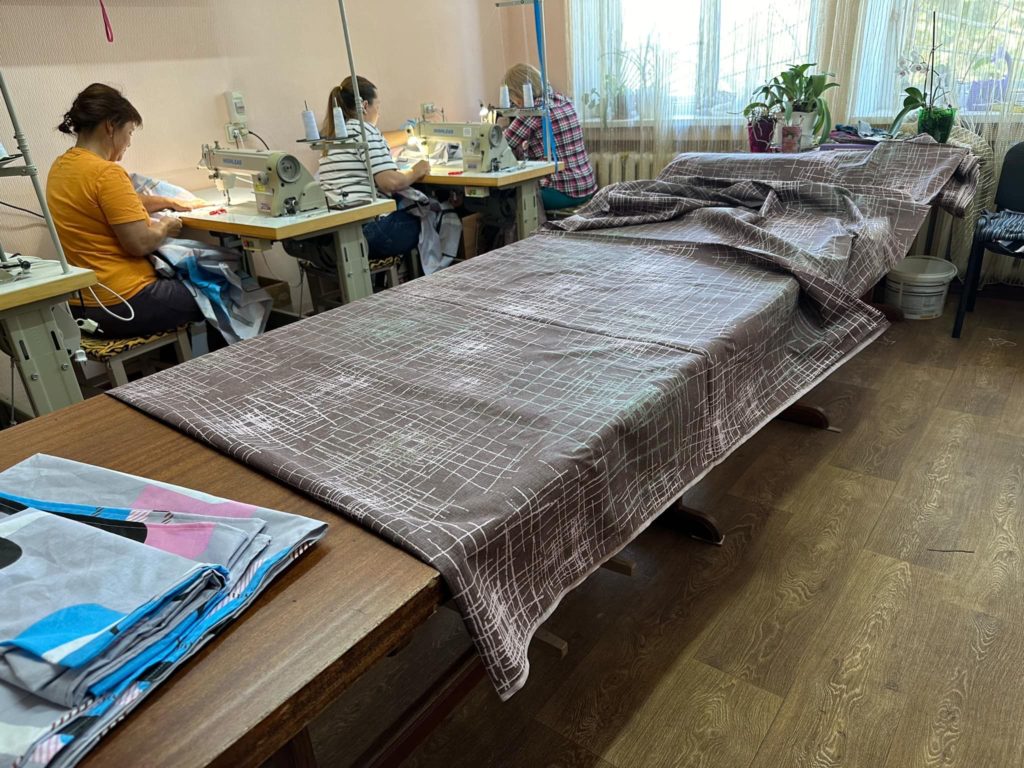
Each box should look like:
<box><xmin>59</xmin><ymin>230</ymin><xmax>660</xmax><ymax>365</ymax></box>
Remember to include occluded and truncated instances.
<box><xmin>99</xmin><ymin>0</ymin><xmax>114</xmax><ymax>43</ymax></box>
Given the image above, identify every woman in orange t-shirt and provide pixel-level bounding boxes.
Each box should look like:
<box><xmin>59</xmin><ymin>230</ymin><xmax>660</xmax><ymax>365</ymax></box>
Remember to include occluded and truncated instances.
<box><xmin>47</xmin><ymin>83</ymin><xmax>205</xmax><ymax>337</ymax></box>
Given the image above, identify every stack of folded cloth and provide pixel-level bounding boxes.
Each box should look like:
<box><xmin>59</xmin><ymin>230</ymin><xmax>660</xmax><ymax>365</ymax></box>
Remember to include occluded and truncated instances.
<box><xmin>0</xmin><ymin>454</ymin><xmax>327</xmax><ymax>768</ymax></box>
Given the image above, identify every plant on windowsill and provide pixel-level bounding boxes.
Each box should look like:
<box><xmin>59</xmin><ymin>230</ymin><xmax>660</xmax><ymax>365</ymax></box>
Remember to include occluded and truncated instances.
<box><xmin>751</xmin><ymin>63</ymin><xmax>838</xmax><ymax>150</ymax></box>
<box><xmin>741</xmin><ymin>102</ymin><xmax>778</xmax><ymax>153</ymax></box>
<box><xmin>889</xmin><ymin>11</ymin><xmax>957</xmax><ymax>143</ymax></box>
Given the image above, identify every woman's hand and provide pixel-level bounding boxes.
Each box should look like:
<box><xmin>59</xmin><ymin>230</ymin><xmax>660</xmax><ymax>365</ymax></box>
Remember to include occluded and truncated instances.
<box><xmin>166</xmin><ymin>198</ymin><xmax>207</xmax><ymax>212</ymax></box>
<box><xmin>139</xmin><ymin>195</ymin><xmax>206</xmax><ymax>213</ymax></box>
<box><xmin>412</xmin><ymin>160</ymin><xmax>430</xmax><ymax>180</ymax></box>
<box><xmin>162</xmin><ymin>216</ymin><xmax>183</xmax><ymax>238</ymax></box>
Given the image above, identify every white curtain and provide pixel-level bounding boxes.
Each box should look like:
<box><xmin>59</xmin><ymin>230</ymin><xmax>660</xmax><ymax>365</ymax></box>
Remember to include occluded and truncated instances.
<box><xmin>568</xmin><ymin>0</ymin><xmax>1024</xmax><ymax>284</ymax></box>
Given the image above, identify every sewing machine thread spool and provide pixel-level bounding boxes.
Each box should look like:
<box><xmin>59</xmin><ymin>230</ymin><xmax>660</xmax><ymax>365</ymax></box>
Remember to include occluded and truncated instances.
<box><xmin>499</xmin><ymin>85</ymin><xmax>510</xmax><ymax>109</ymax></box>
<box><xmin>302</xmin><ymin>101</ymin><xmax>320</xmax><ymax>141</ymax></box>
<box><xmin>332</xmin><ymin>98</ymin><xmax>347</xmax><ymax>139</ymax></box>
<box><xmin>522</xmin><ymin>82</ymin><xmax>534</xmax><ymax>108</ymax></box>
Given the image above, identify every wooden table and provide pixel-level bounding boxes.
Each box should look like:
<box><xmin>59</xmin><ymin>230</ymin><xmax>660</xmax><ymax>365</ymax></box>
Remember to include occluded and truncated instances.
<box><xmin>0</xmin><ymin>395</ymin><xmax>442</xmax><ymax>768</ymax></box>
<box><xmin>0</xmin><ymin>257</ymin><xmax>96</xmax><ymax>417</ymax></box>
<box><xmin>420</xmin><ymin>161</ymin><xmax>556</xmax><ymax>241</ymax></box>
<box><xmin>180</xmin><ymin>198</ymin><xmax>395</xmax><ymax>304</ymax></box>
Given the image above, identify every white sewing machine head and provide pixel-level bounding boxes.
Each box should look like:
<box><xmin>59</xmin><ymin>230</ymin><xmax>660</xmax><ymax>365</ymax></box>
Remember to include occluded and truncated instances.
<box><xmin>200</xmin><ymin>143</ymin><xmax>326</xmax><ymax>216</ymax></box>
<box><xmin>410</xmin><ymin>121</ymin><xmax>517</xmax><ymax>173</ymax></box>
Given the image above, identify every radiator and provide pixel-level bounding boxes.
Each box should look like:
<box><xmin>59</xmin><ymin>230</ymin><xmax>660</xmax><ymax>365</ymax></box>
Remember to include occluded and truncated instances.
<box><xmin>589</xmin><ymin>151</ymin><xmax>673</xmax><ymax>187</ymax></box>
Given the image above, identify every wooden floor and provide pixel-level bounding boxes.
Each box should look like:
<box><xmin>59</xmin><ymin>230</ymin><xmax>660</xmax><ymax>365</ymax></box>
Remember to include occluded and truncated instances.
<box><xmin>310</xmin><ymin>294</ymin><xmax>1024</xmax><ymax>768</ymax></box>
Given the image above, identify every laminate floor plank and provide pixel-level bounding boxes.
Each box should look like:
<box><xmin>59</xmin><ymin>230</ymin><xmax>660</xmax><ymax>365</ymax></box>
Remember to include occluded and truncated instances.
<box><xmin>696</xmin><ymin>467</ymin><xmax>894</xmax><ymax>697</ymax></box>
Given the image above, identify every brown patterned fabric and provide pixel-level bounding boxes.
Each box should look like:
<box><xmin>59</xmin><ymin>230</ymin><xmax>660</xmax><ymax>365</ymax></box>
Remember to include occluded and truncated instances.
<box><xmin>81</xmin><ymin>328</ymin><xmax>182</xmax><ymax>362</ymax></box>
<box><xmin>111</xmin><ymin>141</ymin><xmax>975</xmax><ymax>700</ymax></box>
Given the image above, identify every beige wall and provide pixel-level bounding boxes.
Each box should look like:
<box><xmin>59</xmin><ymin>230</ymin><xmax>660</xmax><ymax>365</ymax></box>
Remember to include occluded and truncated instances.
<box><xmin>497</xmin><ymin>0</ymin><xmax>570</xmax><ymax>95</ymax></box>
<box><xmin>0</xmin><ymin>0</ymin><xmax>505</xmax><ymax>260</ymax></box>
<box><xmin>0</xmin><ymin>0</ymin><xmax>510</xmax><ymax>412</ymax></box>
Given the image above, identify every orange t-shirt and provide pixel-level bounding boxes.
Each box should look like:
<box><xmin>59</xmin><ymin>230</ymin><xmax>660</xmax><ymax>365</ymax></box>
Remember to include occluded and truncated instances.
<box><xmin>46</xmin><ymin>147</ymin><xmax>156</xmax><ymax>307</ymax></box>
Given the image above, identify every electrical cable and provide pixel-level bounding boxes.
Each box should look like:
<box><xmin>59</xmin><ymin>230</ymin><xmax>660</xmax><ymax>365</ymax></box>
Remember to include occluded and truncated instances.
<box><xmin>86</xmin><ymin>282</ymin><xmax>136</xmax><ymax>322</ymax></box>
<box><xmin>248</xmin><ymin>131</ymin><xmax>271</xmax><ymax>150</ymax></box>
<box><xmin>8</xmin><ymin>357</ymin><xmax>15</xmax><ymax>428</ymax></box>
<box><xmin>0</xmin><ymin>200</ymin><xmax>44</xmax><ymax>219</ymax></box>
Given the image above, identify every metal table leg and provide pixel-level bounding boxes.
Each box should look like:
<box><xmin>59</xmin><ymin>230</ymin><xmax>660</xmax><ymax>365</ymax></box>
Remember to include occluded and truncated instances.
<box><xmin>0</xmin><ymin>297</ymin><xmax>83</xmax><ymax>417</ymax></box>
<box><xmin>331</xmin><ymin>223</ymin><xmax>373</xmax><ymax>303</ymax></box>
<box><xmin>515</xmin><ymin>179</ymin><xmax>541</xmax><ymax>241</ymax></box>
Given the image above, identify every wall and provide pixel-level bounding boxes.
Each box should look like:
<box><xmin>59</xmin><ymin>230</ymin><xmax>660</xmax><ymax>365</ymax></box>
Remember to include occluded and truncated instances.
<box><xmin>497</xmin><ymin>0</ymin><xmax>570</xmax><ymax>95</ymax></box>
<box><xmin>0</xmin><ymin>0</ymin><xmax>506</xmax><ymax>412</ymax></box>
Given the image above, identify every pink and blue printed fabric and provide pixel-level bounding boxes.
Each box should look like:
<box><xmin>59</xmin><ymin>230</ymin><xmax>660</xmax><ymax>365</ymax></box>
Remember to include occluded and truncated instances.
<box><xmin>0</xmin><ymin>454</ymin><xmax>326</xmax><ymax>768</ymax></box>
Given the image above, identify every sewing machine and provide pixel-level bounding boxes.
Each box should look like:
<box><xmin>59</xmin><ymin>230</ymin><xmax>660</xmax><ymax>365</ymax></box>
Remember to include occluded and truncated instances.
<box><xmin>410</xmin><ymin>121</ymin><xmax>518</xmax><ymax>174</ymax></box>
<box><xmin>200</xmin><ymin>144</ymin><xmax>326</xmax><ymax>216</ymax></box>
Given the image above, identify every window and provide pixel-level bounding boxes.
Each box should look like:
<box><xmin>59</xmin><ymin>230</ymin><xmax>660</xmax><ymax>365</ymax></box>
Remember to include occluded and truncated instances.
<box><xmin>853</xmin><ymin>0</ymin><xmax>1024</xmax><ymax>118</ymax></box>
<box><xmin>572</xmin><ymin>0</ymin><xmax>816</xmax><ymax>122</ymax></box>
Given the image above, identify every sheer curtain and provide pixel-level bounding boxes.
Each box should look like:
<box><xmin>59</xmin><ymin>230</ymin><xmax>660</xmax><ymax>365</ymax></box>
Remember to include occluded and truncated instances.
<box><xmin>568</xmin><ymin>0</ymin><xmax>1024</xmax><ymax>284</ymax></box>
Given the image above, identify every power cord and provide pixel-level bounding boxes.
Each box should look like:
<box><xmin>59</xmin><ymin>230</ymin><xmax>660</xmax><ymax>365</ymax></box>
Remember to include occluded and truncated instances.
<box><xmin>8</xmin><ymin>357</ymin><xmax>15</xmax><ymax>428</ymax></box>
<box><xmin>85</xmin><ymin>283</ymin><xmax>136</xmax><ymax>322</ymax></box>
<box><xmin>0</xmin><ymin>200</ymin><xmax>44</xmax><ymax>219</ymax></box>
<box><xmin>248</xmin><ymin>131</ymin><xmax>271</xmax><ymax>151</ymax></box>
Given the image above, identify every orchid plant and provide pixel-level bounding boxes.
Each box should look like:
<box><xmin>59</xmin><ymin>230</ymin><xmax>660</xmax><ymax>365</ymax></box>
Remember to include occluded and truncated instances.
<box><xmin>889</xmin><ymin>11</ymin><xmax>955</xmax><ymax>135</ymax></box>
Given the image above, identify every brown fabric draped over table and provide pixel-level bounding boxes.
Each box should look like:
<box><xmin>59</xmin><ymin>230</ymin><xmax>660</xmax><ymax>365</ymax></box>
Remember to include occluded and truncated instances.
<box><xmin>112</xmin><ymin>141</ymin><xmax>976</xmax><ymax>700</ymax></box>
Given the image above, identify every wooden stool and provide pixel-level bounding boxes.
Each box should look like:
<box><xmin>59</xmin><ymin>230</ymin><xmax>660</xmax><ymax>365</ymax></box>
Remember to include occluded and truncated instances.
<box><xmin>80</xmin><ymin>327</ymin><xmax>191</xmax><ymax>388</ymax></box>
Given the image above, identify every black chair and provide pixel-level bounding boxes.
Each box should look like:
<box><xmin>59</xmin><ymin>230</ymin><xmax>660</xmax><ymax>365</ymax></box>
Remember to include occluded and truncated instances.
<box><xmin>952</xmin><ymin>141</ymin><xmax>1024</xmax><ymax>338</ymax></box>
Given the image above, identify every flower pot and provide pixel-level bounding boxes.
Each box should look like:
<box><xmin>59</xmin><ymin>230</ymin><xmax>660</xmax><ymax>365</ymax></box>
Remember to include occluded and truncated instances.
<box><xmin>791</xmin><ymin>110</ymin><xmax>817</xmax><ymax>149</ymax></box>
<box><xmin>747</xmin><ymin>118</ymin><xmax>775</xmax><ymax>152</ymax></box>
<box><xmin>781</xmin><ymin>126</ymin><xmax>802</xmax><ymax>153</ymax></box>
<box><xmin>917</xmin><ymin>106</ymin><xmax>957</xmax><ymax>143</ymax></box>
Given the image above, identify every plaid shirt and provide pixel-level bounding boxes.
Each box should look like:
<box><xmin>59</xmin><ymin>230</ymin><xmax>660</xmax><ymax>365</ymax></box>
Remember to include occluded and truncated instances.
<box><xmin>504</xmin><ymin>92</ymin><xmax>597</xmax><ymax>199</ymax></box>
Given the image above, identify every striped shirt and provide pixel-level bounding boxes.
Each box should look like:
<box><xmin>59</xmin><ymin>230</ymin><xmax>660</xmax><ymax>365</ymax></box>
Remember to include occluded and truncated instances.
<box><xmin>318</xmin><ymin>120</ymin><xmax>397</xmax><ymax>203</ymax></box>
<box><xmin>504</xmin><ymin>92</ymin><xmax>597</xmax><ymax>199</ymax></box>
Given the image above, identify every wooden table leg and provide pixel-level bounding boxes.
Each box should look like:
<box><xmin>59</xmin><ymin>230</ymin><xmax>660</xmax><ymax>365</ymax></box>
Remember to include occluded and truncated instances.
<box><xmin>602</xmin><ymin>554</ymin><xmax>637</xmax><ymax>576</ymax></box>
<box><xmin>776</xmin><ymin>403</ymin><xmax>835</xmax><ymax>431</ymax></box>
<box><xmin>263</xmin><ymin>726</ymin><xmax>318</xmax><ymax>768</ymax></box>
<box><xmin>665</xmin><ymin>502</ymin><xmax>725</xmax><ymax>546</ymax></box>
<box><xmin>356</xmin><ymin>648</ymin><xmax>485</xmax><ymax>768</ymax></box>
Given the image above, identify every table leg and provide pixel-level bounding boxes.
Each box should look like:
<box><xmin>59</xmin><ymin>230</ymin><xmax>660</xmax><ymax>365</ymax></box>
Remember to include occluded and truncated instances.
<box><xmin>515</xmin><ymin>179</ymin><xmax>541</xmax><ymax>241</ymax></box>
<box><xmin>331</xmin><ymin>223</ymin><xmax>373</xmax><ymax>303</ymax></box>
<box><xmin>0</xmin><ymin>298</ymin><xmax>83</xmax><ymax>417</ymax></box>
<box><xmin>264</xmin><ymin>726</ymin><xmax>318</xmax><ymax>768</ymax></box>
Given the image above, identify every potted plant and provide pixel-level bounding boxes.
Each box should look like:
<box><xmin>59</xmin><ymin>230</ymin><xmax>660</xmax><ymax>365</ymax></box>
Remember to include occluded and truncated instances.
<box><xmin>754</xmin><ymin>63</ymin><xmax>838</xmax><ymax>149</ymax></box>
<box><xmin>741</xmin><ymin>101</ymin><xmax>777</xmax><ymax>153</ymax></box>
<box><xmin>889</xmin><ymin>12</ymin><xmax>957</xmax><ymax>143</ymax></box>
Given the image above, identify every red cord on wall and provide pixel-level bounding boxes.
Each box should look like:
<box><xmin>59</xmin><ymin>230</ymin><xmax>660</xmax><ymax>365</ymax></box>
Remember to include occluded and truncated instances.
<box><xmin>99</xmin><ymin>0</ymin><xmax>114</xmax><ymax>42</ymax></box>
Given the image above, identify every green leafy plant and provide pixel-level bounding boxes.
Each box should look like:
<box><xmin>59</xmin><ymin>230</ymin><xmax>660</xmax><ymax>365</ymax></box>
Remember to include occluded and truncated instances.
<box><xmin>747</xmin><ymin>63</ymin><xmax>838</xmax><ymax>142</ymax></box>
<box><xmin>584</xmin><ymin>35</ymin><xmax>671</xmax><ymax>128</ymax></box>
<box><xmin>741</xmin><ymin>99</ymin><xmax>778</xmax><ymax>125</ymax></box>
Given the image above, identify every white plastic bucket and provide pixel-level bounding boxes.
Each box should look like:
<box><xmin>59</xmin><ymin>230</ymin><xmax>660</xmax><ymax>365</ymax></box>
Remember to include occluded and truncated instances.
<box><xmin>884</xmin><ymin>256</ymin><xmax>958</xmax><ymax>320</ymax></box>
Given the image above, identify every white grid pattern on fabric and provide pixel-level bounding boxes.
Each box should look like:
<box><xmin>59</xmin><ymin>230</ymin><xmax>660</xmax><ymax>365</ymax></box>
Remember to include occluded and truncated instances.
<box><xmin>113</xmin><ymin>140</ymin><xmax>976</xmax><ymax>700</ymax></box>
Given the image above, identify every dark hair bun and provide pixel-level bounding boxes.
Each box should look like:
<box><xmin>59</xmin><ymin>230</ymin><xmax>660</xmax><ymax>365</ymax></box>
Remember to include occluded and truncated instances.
<box><xmin>56</xmin><ymin>83</ymin><xmax>142</xmax><ymax>135</ymax></box>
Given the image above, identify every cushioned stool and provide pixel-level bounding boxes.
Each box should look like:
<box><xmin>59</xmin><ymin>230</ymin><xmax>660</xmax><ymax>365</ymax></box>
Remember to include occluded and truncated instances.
<box><xmin>80</xmin><ymin>327</ymin><xmax>191</xmax><ymax>388</ymax></box>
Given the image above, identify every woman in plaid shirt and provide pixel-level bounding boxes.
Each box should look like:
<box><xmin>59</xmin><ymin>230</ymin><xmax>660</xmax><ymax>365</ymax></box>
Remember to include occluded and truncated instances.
<box><xmin>502</xmin><ymin>64</ymin><xmax>598</xmax><ymax>210</ymax></box>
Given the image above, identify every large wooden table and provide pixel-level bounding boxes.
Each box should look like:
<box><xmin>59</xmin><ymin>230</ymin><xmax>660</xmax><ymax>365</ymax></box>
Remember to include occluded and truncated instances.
<box><xmin>0</xmin><ymin>395</ymin><xmax>442</xmax><ymax>768</ymax></box>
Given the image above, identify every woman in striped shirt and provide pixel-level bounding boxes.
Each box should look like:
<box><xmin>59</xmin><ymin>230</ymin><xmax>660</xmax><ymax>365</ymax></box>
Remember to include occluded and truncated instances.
<box><xmin>318</xmin><ymin>76</ymin><xmax>429</xmax><ymax>257</ymax></box>
<box><xmin>502</xmin><ymin>64</ymin><xmax>597</xmax><ymax>211</ymax></box>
